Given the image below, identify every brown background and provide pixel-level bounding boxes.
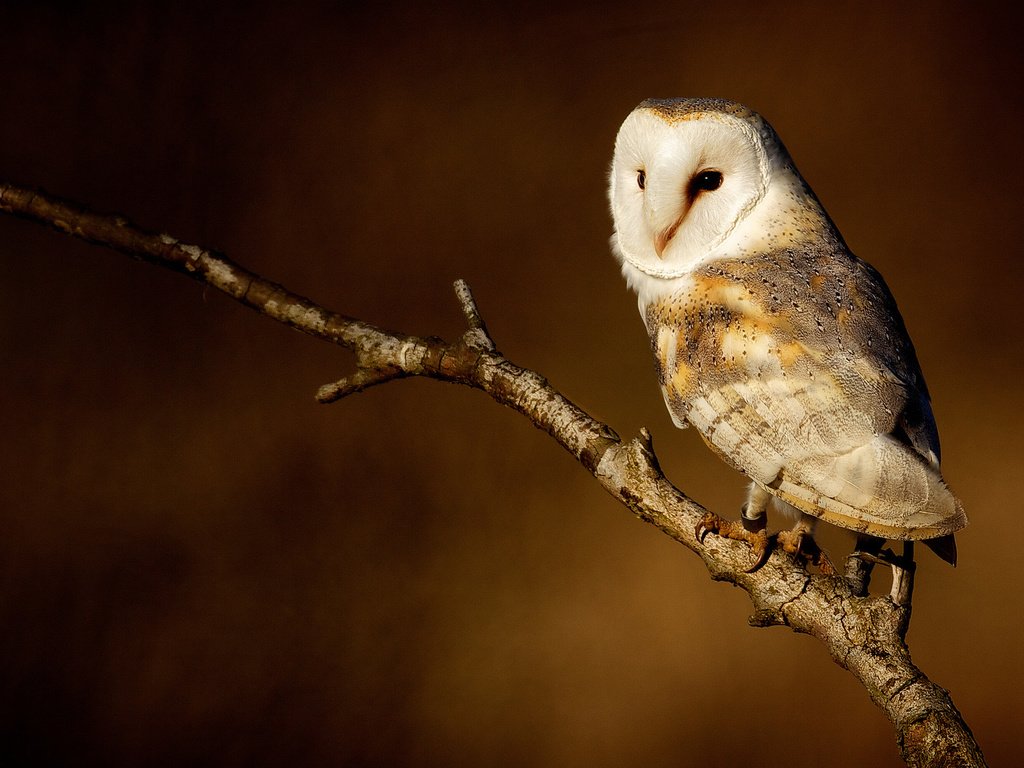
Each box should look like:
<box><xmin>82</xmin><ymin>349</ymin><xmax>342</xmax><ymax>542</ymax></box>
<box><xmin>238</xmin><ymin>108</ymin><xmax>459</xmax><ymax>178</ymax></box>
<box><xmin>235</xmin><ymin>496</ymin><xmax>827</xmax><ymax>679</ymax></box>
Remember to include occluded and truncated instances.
<box><xmin>0</xmin><ymin>2</ymin><xmax>1020</xmax><ymax>766</ymax></box>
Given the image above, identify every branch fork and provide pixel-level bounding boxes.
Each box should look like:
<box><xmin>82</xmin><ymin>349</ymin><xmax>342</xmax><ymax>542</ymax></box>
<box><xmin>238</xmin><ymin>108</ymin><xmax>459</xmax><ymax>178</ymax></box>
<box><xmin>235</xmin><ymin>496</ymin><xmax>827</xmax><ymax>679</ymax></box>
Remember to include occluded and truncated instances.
<box><xmin>315</xmin><ymin>279</ymin><xmax>496</xmax><ymax>404</ymax></box>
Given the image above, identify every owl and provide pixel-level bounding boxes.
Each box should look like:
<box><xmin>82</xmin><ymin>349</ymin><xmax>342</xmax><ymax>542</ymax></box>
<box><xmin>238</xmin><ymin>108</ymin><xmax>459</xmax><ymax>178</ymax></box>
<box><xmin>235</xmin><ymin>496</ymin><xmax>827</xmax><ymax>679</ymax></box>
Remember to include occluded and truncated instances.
<box><xmin>608</xmin><ymin>98</ymin><xmax>966</xmax><ymax>571</ymax></box>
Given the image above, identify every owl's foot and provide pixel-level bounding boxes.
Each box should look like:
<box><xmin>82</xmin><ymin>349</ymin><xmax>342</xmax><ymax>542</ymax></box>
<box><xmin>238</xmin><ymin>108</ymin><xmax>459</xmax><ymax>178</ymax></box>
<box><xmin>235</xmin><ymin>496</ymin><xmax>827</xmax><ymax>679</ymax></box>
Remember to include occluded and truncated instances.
<box><xmin>777</xmin><ymin>528</ymin><xmax>836</xmax><ymax>575</ymax></box>
<box><xmin>694</xmin><ymin>511</ymin><xmax>770</xmax><ymax>572</ymax></box>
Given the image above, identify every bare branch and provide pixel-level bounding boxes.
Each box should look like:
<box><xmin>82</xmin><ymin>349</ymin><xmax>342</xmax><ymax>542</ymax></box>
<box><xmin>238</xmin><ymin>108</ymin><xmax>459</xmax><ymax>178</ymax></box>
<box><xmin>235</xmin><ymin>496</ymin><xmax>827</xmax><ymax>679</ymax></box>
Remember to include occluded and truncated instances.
<box><xmin>0</xmin><ymin>182</ymin><xmax>987</xmax><ymax>767</ymax></box>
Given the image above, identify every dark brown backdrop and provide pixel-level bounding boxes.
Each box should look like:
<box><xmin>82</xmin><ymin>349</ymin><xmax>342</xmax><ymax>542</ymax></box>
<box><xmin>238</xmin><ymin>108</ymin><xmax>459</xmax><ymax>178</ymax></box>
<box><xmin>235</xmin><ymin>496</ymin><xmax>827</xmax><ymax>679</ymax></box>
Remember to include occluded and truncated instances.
<box><xmin>1</xmin><ymin>2</ymin><xmax>1020</xmax><ymax>765</ymax></box>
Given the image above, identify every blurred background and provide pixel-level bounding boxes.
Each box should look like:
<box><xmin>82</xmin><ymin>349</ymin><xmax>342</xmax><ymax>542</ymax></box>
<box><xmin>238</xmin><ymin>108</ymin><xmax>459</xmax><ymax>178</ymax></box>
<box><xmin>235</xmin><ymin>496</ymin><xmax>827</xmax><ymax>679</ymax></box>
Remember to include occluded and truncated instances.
<box><xmin>0</xmin><ymin>2</ymin><xmax>1020</xmax><ymax>765</ymax></box>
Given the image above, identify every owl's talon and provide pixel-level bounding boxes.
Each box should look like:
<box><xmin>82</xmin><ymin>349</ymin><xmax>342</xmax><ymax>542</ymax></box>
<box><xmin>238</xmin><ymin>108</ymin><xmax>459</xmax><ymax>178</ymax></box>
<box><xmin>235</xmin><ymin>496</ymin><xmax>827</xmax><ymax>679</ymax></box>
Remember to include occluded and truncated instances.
<box><xmin>743</xmin><ymin>530</ymin><xmax>771</xmax><ymax>573</ymax></box>
<box><xmin>695</xmin><ymin>511</ymin><xmax>771</xmax><ymax>572</ymax></box>
<box><xmin>816</xmin><ymin>552</ymin><xmax>837</xmax><ymax>575</ymax></box>
<box><xmin>777</xmin><ymin>529</ymin><xmax>835</xmax><ymax>574</ymax></box>
<box><xmin>694</xmin><ymin>511</ymin><xmax>719</xmax><ymax>543</ymax></box>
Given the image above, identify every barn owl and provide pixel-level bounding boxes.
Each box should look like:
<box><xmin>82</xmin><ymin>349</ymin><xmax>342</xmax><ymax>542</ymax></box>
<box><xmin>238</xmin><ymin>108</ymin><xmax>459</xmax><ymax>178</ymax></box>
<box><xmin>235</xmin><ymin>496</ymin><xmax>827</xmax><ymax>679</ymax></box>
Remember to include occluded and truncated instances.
<box><xmin>608</xmin><ymin>98</ymin><xmax>966</xmax><ymax>571</ymax></box>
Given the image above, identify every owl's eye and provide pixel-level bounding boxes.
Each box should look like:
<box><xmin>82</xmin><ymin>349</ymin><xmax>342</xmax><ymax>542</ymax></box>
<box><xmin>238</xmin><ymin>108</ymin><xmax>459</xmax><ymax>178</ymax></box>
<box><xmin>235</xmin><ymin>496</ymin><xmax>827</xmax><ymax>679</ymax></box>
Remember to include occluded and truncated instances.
<box><xmin>636</xmin><ymin>170</ymin><xmax>646</xmax><ymax>190</ymax></box>
<box><xmin>689</xmin><ymin>170</ymin><xmax>723</xmax><ymax>197</ymax></box>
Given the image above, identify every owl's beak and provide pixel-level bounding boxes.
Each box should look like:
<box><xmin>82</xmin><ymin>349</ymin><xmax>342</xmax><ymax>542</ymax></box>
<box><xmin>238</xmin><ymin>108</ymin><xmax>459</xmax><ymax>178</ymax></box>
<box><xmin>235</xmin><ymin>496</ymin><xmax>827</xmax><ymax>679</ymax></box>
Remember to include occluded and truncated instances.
<box><xmin>654</xmin><ymin>219</ymin><xmax>681</xmax><ymax>259</ymax></box>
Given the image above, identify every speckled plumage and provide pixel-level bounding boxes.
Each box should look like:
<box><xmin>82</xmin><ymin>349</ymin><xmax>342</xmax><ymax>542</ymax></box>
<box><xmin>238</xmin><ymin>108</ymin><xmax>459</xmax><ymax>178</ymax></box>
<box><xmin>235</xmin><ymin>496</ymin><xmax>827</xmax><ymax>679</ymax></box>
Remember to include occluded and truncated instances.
<box><xmin>608</xmin><ymin>98</ymin><xmax>966</xmax><ymax>551</ymax></box>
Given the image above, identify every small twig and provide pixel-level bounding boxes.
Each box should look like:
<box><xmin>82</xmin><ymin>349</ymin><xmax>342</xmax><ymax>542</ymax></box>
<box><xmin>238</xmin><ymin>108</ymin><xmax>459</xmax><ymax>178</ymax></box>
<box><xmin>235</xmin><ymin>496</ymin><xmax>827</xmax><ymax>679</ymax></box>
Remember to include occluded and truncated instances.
<box><xmin>316</xmin><ymin>366</ymin><xmax>406</xmax><ymax>404</ymax></box>
<box><xmin>454</xmin><ymin>279</ymin><xmax>487</xmax><ymax>333</ymax></box>
<box><xmin>453</xmin><ymin>278</ymin><xmax>496</xmax><ymax>352</ymax></box>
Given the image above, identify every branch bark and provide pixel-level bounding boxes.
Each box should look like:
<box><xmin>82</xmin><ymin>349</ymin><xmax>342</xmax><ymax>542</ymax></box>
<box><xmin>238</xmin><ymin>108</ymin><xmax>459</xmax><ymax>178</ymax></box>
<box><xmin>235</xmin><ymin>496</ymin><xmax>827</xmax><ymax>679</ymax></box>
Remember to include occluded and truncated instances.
<box><xmin>0</xmin><ymin>182</ymin><xmax>986</xmax><ymax>767</ymax></box>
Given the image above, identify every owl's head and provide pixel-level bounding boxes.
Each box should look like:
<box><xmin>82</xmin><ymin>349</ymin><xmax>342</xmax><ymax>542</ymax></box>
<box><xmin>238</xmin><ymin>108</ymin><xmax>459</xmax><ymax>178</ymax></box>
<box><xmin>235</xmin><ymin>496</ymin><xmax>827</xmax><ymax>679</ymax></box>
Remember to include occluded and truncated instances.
<box><xmin>609</xmin><ymin>98</ymin><xmax>829</xmax><ymax>303</ymax></box>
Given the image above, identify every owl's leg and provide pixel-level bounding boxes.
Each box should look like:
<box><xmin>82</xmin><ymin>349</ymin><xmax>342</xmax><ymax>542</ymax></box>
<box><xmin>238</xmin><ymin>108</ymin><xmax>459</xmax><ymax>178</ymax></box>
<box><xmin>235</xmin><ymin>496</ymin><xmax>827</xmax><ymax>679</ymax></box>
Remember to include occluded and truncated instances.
<box><xmin>776</xmin><ymin>514</ymin><xmax>836</xmax><ymax>574</ymax></box>
<box><xmin>742</xmin><ymin>483</ymin><xmax>771</xmax><ymax>533</ymax></box>
<box><xmin>694</xmin><ymin>483</ymin><xmax>771</xmax><ymax>572</ymax></box>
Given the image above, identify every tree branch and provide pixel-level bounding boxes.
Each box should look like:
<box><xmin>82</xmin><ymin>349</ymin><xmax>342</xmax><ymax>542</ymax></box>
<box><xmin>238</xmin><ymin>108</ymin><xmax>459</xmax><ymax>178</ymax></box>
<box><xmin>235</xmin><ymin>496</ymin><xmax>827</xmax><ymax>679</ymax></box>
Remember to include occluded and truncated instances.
<box><xmin>0</xmin><ymin>182</ymin><xmax>987</xmax><ymax>767</ymax></box>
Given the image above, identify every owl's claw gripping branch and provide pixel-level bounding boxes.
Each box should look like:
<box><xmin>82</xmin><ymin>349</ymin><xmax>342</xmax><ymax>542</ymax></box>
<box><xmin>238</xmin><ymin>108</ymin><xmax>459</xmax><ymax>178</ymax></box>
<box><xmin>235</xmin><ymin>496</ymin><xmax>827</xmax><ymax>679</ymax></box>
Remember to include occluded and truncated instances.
<box><xmin>695</xmin><ymin>511</ymin><xmax>835</xmax><ymax>575</ymax></box>
<box><xmin>776</xmin><ymin>528</ymin><xmax>836</xmax><ymax>575</ymax></box>
<box><xmin>694</xmin><ymin>511</ymin><xmax>771</xmax><ymax>572</ymax></box>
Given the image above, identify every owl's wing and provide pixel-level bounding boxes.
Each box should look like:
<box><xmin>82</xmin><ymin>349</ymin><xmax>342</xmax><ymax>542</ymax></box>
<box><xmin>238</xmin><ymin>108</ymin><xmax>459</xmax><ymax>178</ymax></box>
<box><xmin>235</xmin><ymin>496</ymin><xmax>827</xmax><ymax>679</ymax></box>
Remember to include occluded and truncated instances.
<box><xmin>664</xmin><ymin>284</ymin><xmax>965</xmax><ymax>540</ymax></box>
<box><xmin>849</xmin><ymin>258</ymin><xmax>943</xmax><ymax>468</ymax></box>
<box><xmin>892</xmin><ymin>387</ymin><xmax>941</xmax><ymax>468</ymax></box>
<box><xmin>680</xmin><ymin>363</ymin><xmax>963</xmax><ymax>540</ymax></box>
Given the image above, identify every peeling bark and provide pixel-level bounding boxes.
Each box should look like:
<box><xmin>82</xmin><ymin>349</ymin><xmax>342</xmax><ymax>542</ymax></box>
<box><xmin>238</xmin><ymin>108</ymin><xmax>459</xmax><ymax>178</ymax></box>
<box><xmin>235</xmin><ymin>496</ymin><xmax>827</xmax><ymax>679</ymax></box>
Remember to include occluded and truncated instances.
<box><xmin>0</xmin><ymin>182</ymin><xmax>987</xmax><ymax>767</ymax></box>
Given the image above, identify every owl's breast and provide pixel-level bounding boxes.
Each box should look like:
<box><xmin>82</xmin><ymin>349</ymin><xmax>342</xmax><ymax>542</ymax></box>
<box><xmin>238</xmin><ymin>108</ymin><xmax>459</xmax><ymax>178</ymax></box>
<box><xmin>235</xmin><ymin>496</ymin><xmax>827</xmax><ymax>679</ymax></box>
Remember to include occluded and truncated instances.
<box><xmin>646</xmin><ymin>268</ymin><xmax>815</xmax><ymax>412</ymax></box>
